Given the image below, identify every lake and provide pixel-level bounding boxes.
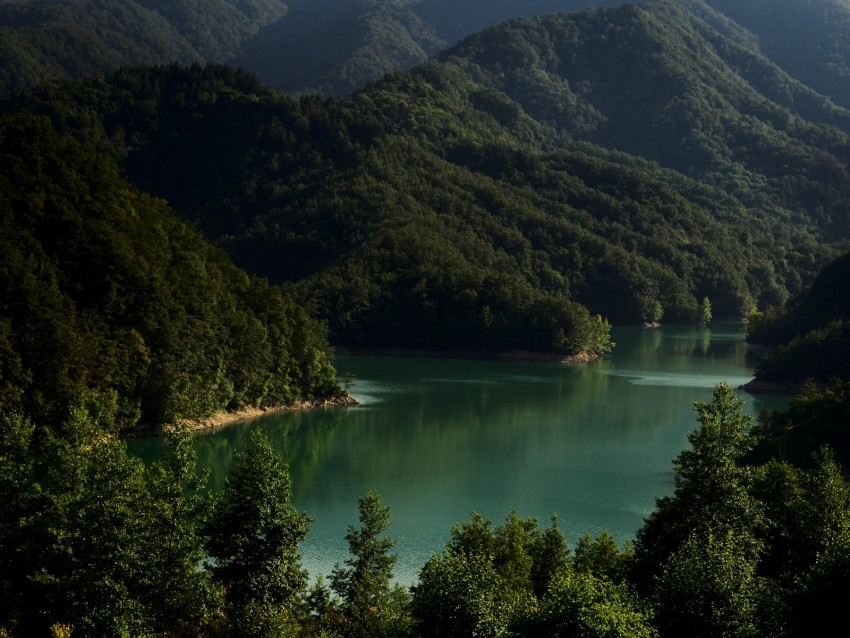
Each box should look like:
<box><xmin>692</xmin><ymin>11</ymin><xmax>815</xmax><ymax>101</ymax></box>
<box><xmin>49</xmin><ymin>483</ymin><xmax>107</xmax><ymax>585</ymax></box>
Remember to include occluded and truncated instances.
<box><xmin>128</xmin><ymin>323</ymin><xmax>790</xmax><ymax>585</ymax></box>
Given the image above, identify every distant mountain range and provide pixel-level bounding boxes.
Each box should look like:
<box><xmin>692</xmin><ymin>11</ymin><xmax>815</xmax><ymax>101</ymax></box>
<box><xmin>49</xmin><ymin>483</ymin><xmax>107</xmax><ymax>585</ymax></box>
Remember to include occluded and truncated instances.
<box><xmin>5</xmin><ymin>0</ymin><xmax>850</xmax><ymax>110</ymax></box>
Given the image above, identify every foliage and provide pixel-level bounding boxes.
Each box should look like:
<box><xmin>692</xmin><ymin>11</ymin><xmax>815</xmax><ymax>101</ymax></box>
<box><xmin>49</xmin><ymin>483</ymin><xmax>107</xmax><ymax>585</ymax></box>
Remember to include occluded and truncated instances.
<box><xmin>0</xmin><ymin>112</ymin><xmax>342</xmax><ymax>434</ymax></box>
<box><xmin>203</xmin><ymin>431</ymin><xmax>312</xmax><ymax>636</ymax></box>
<box><xmin>411</xmin><ymin>510</ymin><xmax>570</xmax><ymax>636</ymax></box>
<box><xmin>750</xmin><ymin>378</ymin><xmax>850</xmax><ymax>467</ymax></box>
<box><xmin>532</xmin><ymin>570</ymin><xmax>657</xmax><ymax>638</ymax></box>
<box><xmin>5</xmin><ymin>54</ymin><xmax>842</xmax><ymax>353</ymax></box>
<box><xmin>633</xmin><ymin>383</ymin><xmax>762</xmax><ymax>589</ymax></box>
<box><xmin>748</xmin><ymin>252</ymin><xmax>850</xmax><ymax>383</ymax></box>
<box><xmin>234</xmin><ymin>0</ymin><xmax>624</xmax><ymax>97</ymax></box>
<box><xmin>3</xmin><ymin>379</ymin><xmax>850</xmax><ymax>636</ymax></box>
<box><xmin>329</xmin><ymin>491</ymin><xmax>411</xmax><ymax>638</ymax></box>
<box><xmin>0</xmin><ymin>405</ymin><xmax>219</xmax><ymax>636</ymax></box>
<box><xmin>653</xmin><ymin>528</ymin><xmax>762</xmax><ymax>638</ymax></box>
<box><xmin>573</xmin><ymin>531</ymin><xmax>635</xmax><ymax>585</ymax></box>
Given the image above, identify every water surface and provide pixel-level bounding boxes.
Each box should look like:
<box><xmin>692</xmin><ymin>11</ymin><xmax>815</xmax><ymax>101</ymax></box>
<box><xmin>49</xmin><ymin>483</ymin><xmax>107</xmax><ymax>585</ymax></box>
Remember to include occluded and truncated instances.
<box><xmin>129</xmin><ymin>323</ymin><xmax>789</xmax><ymax>584</ymax></box>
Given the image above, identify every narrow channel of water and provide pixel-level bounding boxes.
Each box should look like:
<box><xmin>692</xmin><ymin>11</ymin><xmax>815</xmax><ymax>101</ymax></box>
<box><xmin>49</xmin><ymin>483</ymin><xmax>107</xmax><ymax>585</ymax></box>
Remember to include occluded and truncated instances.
<box><xmin>129</xmin><ymin>323</ymin><xmax>790</xmax><ymax>585</ymax></box>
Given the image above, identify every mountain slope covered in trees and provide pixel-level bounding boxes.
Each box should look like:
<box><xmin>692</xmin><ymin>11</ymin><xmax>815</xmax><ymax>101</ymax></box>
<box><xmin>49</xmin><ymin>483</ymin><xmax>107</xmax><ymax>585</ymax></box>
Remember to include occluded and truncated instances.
<box><xmin>0</xmin><ymin>112</ymin><xmax>343</xmax><ymax>434</ymax></box>
<box><xmin>0</xmin><ymin>0</ymin><xmax>288</xmax><ymax>95</ymax></box>
<box><xmin>5</xmin><ymin>1</ymin><xmax>848</xmax><ymax>351</ymax></box>
<box><xmin>747</xmin><ymin>251</ymin><xmax>850</xmax><ymax>385</ymax></box>
<box><xmin>441</xmin><ymin>0</ymin><xmax>850</xmax><ymax>243</ymax></box>
<box><xmin>6</xmin><ymin>60</ymin><xmax>834</xmax><ymax>353</ymax></box>
<box><xmin>6</xmin><ymin>0</ymin><xmax>850</xmax><ymax>107</ymax></box>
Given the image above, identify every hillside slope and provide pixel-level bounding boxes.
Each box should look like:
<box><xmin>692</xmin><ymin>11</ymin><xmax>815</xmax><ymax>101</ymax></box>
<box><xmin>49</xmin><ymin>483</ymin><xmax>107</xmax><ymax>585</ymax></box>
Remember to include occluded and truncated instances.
<box><xmin>0</xmin><ymin>0</ymin><xmax>288</xmax><ymax>94</ymax></box>
<box><xmin>441</xmin><ymin>0</ymin><xmax>850</xmax><ymax>242</ymax></box>
<box><xmin>699</xmin><ymin>0</ymin><xmax>850</xmax><ymax>111</ymax></box>
<box><xmin>4</xmin><ymin>58</ymin><xmax>838</xmax><ymax>348</ymax></box>
<box><xmin>0</xmin><ymin>112</ymin><xmax>343</xmax><ymax>433</ymax></box>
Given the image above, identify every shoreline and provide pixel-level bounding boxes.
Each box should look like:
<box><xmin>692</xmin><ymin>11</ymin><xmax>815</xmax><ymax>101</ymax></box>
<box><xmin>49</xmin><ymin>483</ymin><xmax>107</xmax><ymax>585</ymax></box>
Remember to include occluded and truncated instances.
<box><xmin>332</xmin><ymin>346</ymin><xmax>600</xmax><ymax>364</ymax></box>
<box><xmin>130</xmin><ymin>394</ymin><xmax>358</xmax><ymax>438</ymax></box>
<box><xmin>739</xmin><ymin>378</ymin><xmax>803</xmax><ymax>396</ymax></box>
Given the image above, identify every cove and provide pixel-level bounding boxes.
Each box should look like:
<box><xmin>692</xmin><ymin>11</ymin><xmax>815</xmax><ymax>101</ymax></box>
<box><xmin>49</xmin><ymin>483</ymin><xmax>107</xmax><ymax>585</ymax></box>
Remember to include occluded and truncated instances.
<box><xmin>128</xmin><ymin>323</ymin><xmax>790</xmax><ymax>585</ymax></box>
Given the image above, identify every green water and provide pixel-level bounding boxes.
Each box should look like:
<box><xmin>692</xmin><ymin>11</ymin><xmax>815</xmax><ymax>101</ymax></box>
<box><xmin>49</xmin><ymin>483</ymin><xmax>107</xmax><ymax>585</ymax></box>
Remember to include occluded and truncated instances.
<box><xmin>129</xmin><ymin>323</ymin><xmax>789</xmax><ymax>585</ymax></box>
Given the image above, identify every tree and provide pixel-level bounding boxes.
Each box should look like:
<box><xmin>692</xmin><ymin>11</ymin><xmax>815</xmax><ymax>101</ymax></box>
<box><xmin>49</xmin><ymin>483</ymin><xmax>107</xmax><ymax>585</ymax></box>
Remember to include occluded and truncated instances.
<box><xmin>0</xmin><ymin>404</ymin><xmax>194</xmax><ymax>636</ymax></box>
<box><xmin>144</xmin><ymin>423</ymin><xmax>221</xmax><ymax>636</ymax></box>
<box><xmin>573</xmin><ymin>531</ymin><xmax>634</xmax><ymax>585</ymax></box>
<box><xmin>653</xmin><ymin>528</ymin><xmax>762</xmax><ymax>638</ymax></box>
<box><xmin>330</xmin><ymin>491</ymin><xmax>410</xmax><ymax>638</ymax></box>
<box><xmin>699</xmin><ymin>297</ymin><xmax>712</xmax><ymax>327</ymax></box>
<box><xmin>533</xmin><ymin>569</ymin><xmax>657</xmax><ymax>638</ymax></box>
<box><xmin>633</xmin><ymin>383</ymin><xmax>762</xmax><ymax>590</ymax></box>
<box><xmin>203</xmin><ymin>431</ymin><xmax>312</xmax><ymax>636</ymax></box>
<box><xmin>411</xmin><ymin>547</ymin><xmax>507</xmax><ymax>638</ymax></box>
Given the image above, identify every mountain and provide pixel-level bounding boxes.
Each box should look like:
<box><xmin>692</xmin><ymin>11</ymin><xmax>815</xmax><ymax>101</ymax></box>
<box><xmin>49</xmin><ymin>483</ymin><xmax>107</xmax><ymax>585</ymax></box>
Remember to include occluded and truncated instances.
<box><xmin>6</xmin><ymin>0</ymin><xmax>850</xmax><ymax>106</ymax></box>
<box><xmin>440</xmin><ymin>0</ymin><xmax>850</xmax><ymax>243</ymax></box>
<box><xmin>3</xmin><ymin>57</ymin><xmax>836</xmax><ymax>350</ymax></box>
<box><xmin>0</xmin><ymin>111</ymin><xmax>343</xmax><ymax>434</ymax></box>
<box><xmin>233</xmin><ymin>0</ymin><xmax>624</xmax><ymax>97</ymax></box>
<box><xmin>0</xmin><ymin>0</ymin><xmax>288</xmax><ymax>95</ymax></box>
<box><xmin>697</xmin><ymin>0</ymin><xmax>850</xmax><ymax>111</ymax></box>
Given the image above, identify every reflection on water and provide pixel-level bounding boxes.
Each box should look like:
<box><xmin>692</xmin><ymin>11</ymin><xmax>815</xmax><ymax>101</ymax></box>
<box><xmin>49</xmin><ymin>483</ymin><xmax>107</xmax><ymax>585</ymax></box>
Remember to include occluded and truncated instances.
<box><xmin>129</xmin><ymin>323</ymin><xmax>790</xmax><ymax>585</ymax></box>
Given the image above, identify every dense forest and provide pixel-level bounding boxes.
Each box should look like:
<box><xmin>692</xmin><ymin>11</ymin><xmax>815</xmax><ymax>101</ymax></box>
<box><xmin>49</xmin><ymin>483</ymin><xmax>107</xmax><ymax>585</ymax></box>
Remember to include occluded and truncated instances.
<box><xmin>0</xmin><ymin>112</ymin><xmax>344</xmax><ymax>435</ymax></box>
<box><xmin>232</xmin><ymin>0</ymin><xmax>625</xmax><ymax>97</ymax></box>
<box><xmin>6</xmin><ymin>1</ymin><xmax>850</xmax><ymax>106</ymax></box>
<box><xmin>748</xmin><ymin>251</ymin><xmax>850</xmax><ymax>385</ymax></box>
<box><xmin>6</xmin><ymin>3</ymin><xmax>850</xmax><ymax>352</ymax></box>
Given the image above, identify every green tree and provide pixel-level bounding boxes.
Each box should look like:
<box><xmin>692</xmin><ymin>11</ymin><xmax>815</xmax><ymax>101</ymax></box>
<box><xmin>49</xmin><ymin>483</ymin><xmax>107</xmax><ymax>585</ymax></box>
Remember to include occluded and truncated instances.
<box><xmin>573</xmin><ymin>531</ymin><xmax>634</xmax><ymax>584</ymax></box>
<box><xmin>0</xmin><ymin>404</ymin><xmax>199</xmax><ymax>636</ymax></box>
<box><xmin>411</xmin><ymin>547</ymin><xmax>507</xmax><ymax>638</ymax></box>
<box><xmin>203</xmin><ymin>431</ymin><xmax>312</xmax><ymax>636</ymax></box>
<box><xmin>653</xmin><ymin>528</ymin><xmax>762</xmax><ymax>638</ymax></box>
<box><xmin>330</xmin><ymin>491</ymin><xmax>410</xmax><ymax>638</ymax></box>
<box><xmin>144</xmin><ymin>423</ymin><xmax>221</xmax><ymax>636</ymax></box>
<box><xmin>699</xmin><ymin>297</ymin><xmax>712</xmax><ymax>327</ymax></box>
<box><xmin>532</xmin><ymin>569</ymin><xmax>657</xmax><ymax>638</ymax></box>
<box><xmin>633</xmin><ymin>383</ymin><xmax>762</xmax><ymax>590</ymax></box>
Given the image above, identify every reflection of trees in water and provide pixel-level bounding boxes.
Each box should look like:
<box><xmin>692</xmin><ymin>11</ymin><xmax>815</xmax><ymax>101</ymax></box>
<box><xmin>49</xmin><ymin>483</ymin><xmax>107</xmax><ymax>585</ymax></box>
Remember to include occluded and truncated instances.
<box><xmin>194</xmin><ymin>407</ymin><xmax>349</xmax><ymax>492</ymax></box>
<box><xmin>619</xmin><ymin>324</ymin><xmax>749</xmax><ymax>365</ymax></box>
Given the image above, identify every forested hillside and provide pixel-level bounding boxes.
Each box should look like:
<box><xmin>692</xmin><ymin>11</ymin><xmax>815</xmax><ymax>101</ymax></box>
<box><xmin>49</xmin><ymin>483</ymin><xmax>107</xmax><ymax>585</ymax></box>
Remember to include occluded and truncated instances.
<box><xmin>5</xmin><ymin>2</ymin><xmax>848</xmax><ymax>353</ymax></box>
<box><xmin>0</xmin><ymin>0</ymin><xmax>288</xmax><ymax>94</ymax></box>
<box><xmin>740</xmin><ymin>251</ymin><xmax>850</xmax><ymax>471</ymax></box>
<box><xmin>5</xmin><ymin>0</ymin><xmax>850</xmax><ymax>106</ymax></box>
<box><xmin>747</xmin><ymin>251</ymin><xmax>850</xmax><ymax>384</ymax></box>
<box><xmin>5</xmin><ymin>60</ymin><xmax>829</xmax><ymax>354</ymax></box>
<box><xmin>0</xmin><ymin>112</ymin><xmax>343</xmax><ymax>435</ymax></box>
<box><xmin>442</xmin><ymin>1</ymin><xmax>850</xmax><ymax>242</ymax></box>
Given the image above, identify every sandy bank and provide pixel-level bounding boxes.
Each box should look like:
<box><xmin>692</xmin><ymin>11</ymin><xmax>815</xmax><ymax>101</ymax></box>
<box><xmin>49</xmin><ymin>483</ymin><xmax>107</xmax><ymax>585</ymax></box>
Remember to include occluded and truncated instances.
<box><xmin>183</xmin><ymin>395</ymin><xmax>358</xmax><ymax>432</ymax></box>
<box><xmin>130</xmin><ymin>394</ymin><xmax>358</xmax><ymax>438</ymax></box>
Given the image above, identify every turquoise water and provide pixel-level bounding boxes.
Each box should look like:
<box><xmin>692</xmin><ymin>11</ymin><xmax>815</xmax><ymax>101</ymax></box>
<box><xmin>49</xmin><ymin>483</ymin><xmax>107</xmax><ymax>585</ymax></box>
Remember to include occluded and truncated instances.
<box><xmin>128</xmin><ymin>323</ymin><xmax>789</xmax><ymax>585</ymax></box>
